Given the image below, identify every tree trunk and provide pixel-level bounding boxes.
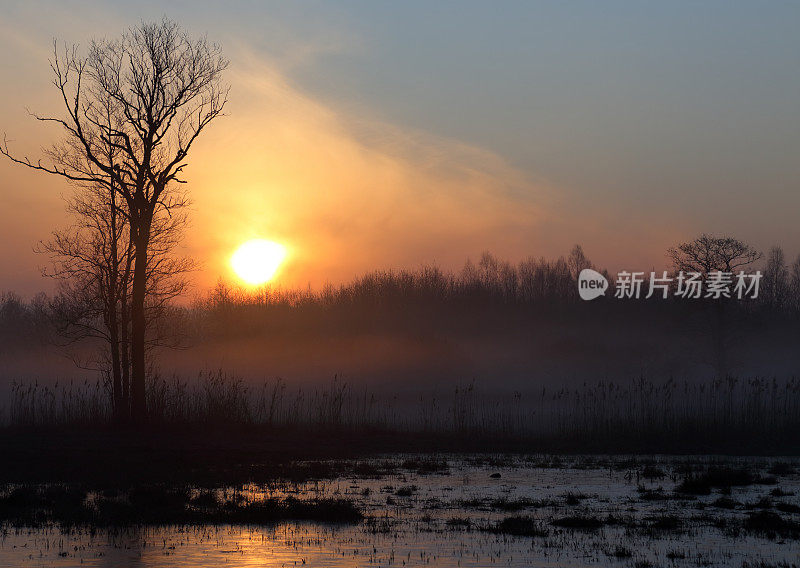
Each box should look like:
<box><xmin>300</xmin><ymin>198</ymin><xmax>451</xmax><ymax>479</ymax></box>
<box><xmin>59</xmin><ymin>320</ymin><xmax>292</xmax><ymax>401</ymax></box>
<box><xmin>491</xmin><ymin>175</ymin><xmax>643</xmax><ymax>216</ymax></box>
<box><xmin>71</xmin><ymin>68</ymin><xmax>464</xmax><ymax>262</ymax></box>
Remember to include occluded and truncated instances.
<box><xmin>109</xmin><ymin>304</ymin><xmax>123</xmax><ymax>422</ymax></box>
<box><xmin>120</xmin><ymin>235</ymin><xmax>134</xmax><ymax>423</ymax></box>
<box><xmin>713</xmin><ymin>301</ymin><xmax>728</xmax><ymax>378</ymax></box>
<box><xmin>130</xmin><ymin>224</ymin><xmax>150</xmax><ymax>422</ymax></box>
<box><xmin>120</xmin><ymin>290</ymin><xmax>130</xmax><ymax>421</ymax></box>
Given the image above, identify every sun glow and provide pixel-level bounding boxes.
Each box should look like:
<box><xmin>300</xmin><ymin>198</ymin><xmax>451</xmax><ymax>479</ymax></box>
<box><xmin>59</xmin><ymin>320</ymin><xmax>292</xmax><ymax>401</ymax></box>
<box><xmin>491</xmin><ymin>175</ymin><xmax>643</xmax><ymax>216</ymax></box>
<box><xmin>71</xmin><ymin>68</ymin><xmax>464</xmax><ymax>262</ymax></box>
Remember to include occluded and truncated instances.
<box><xmin>231</xmin><ymin>239</ymin><xmax>287</xmax><ymax>285</ymax></box>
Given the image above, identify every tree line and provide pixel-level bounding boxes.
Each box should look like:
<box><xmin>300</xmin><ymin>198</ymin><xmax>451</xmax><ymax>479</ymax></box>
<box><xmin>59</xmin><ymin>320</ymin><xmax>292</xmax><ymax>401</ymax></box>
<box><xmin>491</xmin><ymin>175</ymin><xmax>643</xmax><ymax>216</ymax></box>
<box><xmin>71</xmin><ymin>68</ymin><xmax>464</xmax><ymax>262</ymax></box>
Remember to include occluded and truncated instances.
<box><xmin>199</xmin><ymin>241</ymin><xmax>800</xmax><ymax>311</ymax></box>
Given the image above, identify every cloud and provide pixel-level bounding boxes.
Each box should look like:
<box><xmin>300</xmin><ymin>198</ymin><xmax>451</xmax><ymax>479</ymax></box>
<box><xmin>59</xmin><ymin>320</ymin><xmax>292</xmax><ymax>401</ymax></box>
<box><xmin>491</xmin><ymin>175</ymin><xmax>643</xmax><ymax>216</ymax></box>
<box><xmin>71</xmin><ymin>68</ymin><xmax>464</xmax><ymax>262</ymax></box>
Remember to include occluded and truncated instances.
<box><xmin>0</xmin><ymin>9</ymin><xmax>686</xmax><ymax>297</ymax></box>
<box><xmin>184</xmin><ymin>47</ymin><xmax>552</xmax><ymax>289</ymax></box>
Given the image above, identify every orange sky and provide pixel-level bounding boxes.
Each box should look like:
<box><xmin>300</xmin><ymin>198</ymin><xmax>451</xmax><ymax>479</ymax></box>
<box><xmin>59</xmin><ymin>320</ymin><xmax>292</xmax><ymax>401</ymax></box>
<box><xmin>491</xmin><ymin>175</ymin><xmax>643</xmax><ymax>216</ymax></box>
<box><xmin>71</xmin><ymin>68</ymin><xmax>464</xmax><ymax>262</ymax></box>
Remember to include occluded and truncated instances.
<box><xmin>1</xmin><ymin>3</ymin><xmax>797</xmax><ymax>296</ymax></box>
<box><xmin>0</xmin><ymin>43</ymin><xmax>685</xmax><ymax>296</ymax></box>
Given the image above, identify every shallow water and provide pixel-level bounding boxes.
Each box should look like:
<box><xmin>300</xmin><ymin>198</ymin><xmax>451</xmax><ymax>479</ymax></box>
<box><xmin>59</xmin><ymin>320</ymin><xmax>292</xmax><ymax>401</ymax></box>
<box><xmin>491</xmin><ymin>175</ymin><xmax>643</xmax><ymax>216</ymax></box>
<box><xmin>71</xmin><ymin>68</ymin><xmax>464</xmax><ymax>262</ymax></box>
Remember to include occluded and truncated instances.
<box><xmin>2</xmin><ymin>455</ymin><xmax>800</xmax><ymax>567</ymax></box>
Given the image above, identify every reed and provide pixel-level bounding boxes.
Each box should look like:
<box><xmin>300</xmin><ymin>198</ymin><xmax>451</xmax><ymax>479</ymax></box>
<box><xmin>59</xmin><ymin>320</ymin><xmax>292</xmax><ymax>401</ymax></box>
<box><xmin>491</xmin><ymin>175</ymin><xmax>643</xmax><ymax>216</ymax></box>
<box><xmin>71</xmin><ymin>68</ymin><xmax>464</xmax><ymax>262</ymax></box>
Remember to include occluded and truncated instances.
<box><xmin>4</xmin><ymin>373</ymin><xmax>799</xmax><ymax>451</ymax></box>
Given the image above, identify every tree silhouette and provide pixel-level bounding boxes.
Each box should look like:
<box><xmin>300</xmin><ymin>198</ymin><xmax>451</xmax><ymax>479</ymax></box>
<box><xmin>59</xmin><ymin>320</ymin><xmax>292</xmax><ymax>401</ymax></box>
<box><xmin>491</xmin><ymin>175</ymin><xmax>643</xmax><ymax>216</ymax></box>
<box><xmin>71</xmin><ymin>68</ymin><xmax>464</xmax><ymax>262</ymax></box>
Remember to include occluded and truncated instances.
<box><xmin>40</xmin><ymin>178</ymin><xmax>133</xmax><ymax>418</ymax></box>
<box><xmin>667</xmin><ymin>234</ymin><xmax>762</xmax><ymax>378</ymax></box>
<box><xmin>1</xmin><ymin>19</ymin><xmax>227</xmax><ymax>421</ymax></box>
<box><xmin>567</xmin><ymin>244</ymin><xmax>593</xmax><ymax>281</ymax></box>
<box><xmin>667</xmin><ymin>234</ymin><xmax>761</xmax><ymax>276</ymax></box>
<box><xmin>40</xmin><ymin>178</ymin><xmax>193</xmax><ymax>422</ymax></box>
<box><xmin>763</xmin><ymin>246</ymin><xmax>789</xmax><ymax>310</ymax></box>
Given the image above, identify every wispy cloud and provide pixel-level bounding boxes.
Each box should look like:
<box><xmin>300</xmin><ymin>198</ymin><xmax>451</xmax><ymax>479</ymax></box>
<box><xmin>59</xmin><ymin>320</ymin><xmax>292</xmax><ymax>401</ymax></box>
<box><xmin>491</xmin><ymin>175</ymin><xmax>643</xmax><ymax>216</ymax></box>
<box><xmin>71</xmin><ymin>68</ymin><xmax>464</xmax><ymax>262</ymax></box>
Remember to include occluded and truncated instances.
<box><xmin>186</xmin><ymin>47</ymin><xmax>551</xmax><ymax>288</ymax></box>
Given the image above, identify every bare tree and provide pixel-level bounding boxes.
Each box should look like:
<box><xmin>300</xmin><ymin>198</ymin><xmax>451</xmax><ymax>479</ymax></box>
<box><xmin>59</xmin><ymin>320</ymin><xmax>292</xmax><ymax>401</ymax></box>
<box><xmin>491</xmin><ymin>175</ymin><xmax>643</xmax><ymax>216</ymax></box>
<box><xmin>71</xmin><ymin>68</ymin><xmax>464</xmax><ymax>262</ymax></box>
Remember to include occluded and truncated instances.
<box><xmin>40</xmin><ymin>180</ymin><xmax>132</xmax><ymax>419</ymax></box>
<box><xmin>567</xmin><ymin>244</ymin><xmax>592</xmax><ymax>282</ymax></box>
<box><xmin>667</xmin><ymin>234</ymin><xmax>762</xmax><ymax>378</ymax></box>
<box><xmin>790</xmin><ymin>254</ymin><xmax>800</xmax><ymax>312</ymax></box>
<box><xmin>762</xmin><ymin>246</ymin><xmax>789</xmax><ymax>310</ymax></box>
<box><xmin>668</xmin><ymin>234</ymin><xmax>761</xmax><ymax>276</ymax></box>
<box><xmin>2</xmin><ymin>19</ymin><xmax>228</xmax><ymax>421</ymax></box>
<box><xmin>40</xmin><ymin>181</ymin><xmax>194</xmax><ymax>422</ymax></box>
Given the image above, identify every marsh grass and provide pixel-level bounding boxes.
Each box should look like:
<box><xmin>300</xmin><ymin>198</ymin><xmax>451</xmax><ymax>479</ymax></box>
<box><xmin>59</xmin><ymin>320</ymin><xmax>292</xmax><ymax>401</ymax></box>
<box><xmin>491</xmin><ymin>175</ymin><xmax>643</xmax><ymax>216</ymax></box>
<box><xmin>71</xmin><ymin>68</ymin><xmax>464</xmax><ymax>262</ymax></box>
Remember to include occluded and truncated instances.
<box><xmin>5</xmin><ymin>373</ymin><xmax>800</xmax><ymax>453</ymax></box>
<box><xmin>488</xmin><ymin>515</ymin><xmax>549</xmax><ymax>537</ymax></box>
<box><xmin>608</xmin><ymin>545</ymin><xmax>634</xmax><ymax>559</ymax></box>
<box><xmin>677</xmin><ymin>467</ymin><xmax>756</xmax><ymax>495</ymax></box>
<box><xmin>0</xmin><ymin>482</ymin><xmax>362</xmax><ymax>527</ymax></box>
<box><xmin>743</xmin><ymin>511</ymin><xmax>800</xmax><ymax>539</ymax></box>
<box><xmin>551</xmin><ymin>515</ymin><xmax>606</xmax><ymax>529</ymax></box>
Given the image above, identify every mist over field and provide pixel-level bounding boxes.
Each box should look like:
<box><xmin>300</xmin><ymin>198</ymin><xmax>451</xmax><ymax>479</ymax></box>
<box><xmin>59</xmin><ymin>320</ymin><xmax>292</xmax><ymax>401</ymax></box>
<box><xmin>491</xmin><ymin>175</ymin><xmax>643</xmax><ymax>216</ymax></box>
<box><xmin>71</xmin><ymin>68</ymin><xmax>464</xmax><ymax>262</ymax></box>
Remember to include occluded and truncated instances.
<box><xmin>4</xmin><ymin>250</ymin><xmax>800</xmax><ymax>400</ymax></box>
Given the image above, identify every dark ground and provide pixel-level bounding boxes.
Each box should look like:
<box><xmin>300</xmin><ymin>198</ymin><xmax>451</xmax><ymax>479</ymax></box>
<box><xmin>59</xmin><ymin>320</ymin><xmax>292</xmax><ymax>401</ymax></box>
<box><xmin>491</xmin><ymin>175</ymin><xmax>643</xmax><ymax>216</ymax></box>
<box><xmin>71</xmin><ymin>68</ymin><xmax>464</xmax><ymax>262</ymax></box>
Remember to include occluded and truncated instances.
<box><xmin>2</xmin><ymin>426</ymin><xmax>799</xmax><ymax>487</ymax></box>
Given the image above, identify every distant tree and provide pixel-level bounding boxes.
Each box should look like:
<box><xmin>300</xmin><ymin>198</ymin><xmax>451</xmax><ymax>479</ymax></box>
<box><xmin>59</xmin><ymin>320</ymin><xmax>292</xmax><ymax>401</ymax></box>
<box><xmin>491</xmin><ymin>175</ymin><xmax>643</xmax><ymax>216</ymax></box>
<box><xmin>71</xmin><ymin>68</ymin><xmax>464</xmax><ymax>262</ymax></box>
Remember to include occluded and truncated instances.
<box><xmin>475</xmin><ymin>252</ymin><xmax>517</xmax><ymax>301</ymax></box>
<box><xmin>790</xmin><ymin>255</ymin><xmax>800</xmax><ymax>312</ymax></box>
<box><xmin>667</xmin><ymin>234</ymin><xmax>761</xmax><ymax>276</ymax></box>
<box><xmin>516</xmin><ymin>257</ymin><xmax>539</xmax><ymax>302</ymax></box>
<box><xmin>762</xmin><ymin>246</ymin><xmax>789</xmax><ymax>310</ymax></box>
<box><xmin>567</xmin><ymin>244</ymin><xmax>592</xmax><ymax>281</ymax></box>
<box><xmin>517</xmin><ymin>255</ymin><xmax>573</xmax><ymax>303</ymax></box>
<box><xmin>667</xmin><ymin>234</ymin><xmax>762</xmax><ymax>378</ymax></box>
<box><xmin>1</xmin><ymin>19</ymin><xmax>228</xmax><ymax>421</ymax></box>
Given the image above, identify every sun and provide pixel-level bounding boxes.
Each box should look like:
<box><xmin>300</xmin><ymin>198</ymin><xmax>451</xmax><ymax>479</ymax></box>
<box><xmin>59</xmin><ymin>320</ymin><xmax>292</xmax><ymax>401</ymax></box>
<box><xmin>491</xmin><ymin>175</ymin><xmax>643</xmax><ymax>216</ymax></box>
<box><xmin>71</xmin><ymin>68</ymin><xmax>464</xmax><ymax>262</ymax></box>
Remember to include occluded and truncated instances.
<box><xmin>231</xmin><ymin>239</ymin><xmax>287</xmax><ymax>285</ymax></box>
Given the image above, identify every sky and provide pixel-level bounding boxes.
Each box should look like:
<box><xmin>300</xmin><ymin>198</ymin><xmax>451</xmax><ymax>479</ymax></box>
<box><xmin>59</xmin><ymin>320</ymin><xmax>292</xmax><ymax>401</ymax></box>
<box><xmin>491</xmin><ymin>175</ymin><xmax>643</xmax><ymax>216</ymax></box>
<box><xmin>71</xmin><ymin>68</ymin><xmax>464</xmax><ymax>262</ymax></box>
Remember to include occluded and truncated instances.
<box><xmin>1</xmin><ymin>1</ymin><xmax>799</xmax><ymax>295</ymax></box>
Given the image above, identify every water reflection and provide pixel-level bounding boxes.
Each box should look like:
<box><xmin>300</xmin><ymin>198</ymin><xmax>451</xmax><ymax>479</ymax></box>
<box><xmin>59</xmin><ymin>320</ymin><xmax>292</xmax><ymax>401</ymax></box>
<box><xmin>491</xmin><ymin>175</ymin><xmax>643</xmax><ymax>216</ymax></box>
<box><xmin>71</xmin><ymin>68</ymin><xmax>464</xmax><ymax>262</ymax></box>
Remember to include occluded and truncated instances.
<box><xmin>3</xmin><ymin>456</ymin><xmax>800</xmax><ymax>567</ymax></box>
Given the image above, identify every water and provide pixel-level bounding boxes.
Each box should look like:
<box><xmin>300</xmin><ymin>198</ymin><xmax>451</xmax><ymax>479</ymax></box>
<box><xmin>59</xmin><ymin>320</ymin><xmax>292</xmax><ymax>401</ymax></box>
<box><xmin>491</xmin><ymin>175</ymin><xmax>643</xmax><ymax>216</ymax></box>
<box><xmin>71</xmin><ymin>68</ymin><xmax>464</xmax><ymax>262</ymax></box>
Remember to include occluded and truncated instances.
<box><xmin>2</xmin><ymin>455</ymin><xmax>799</xmax><ymax>567</ymax></box>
